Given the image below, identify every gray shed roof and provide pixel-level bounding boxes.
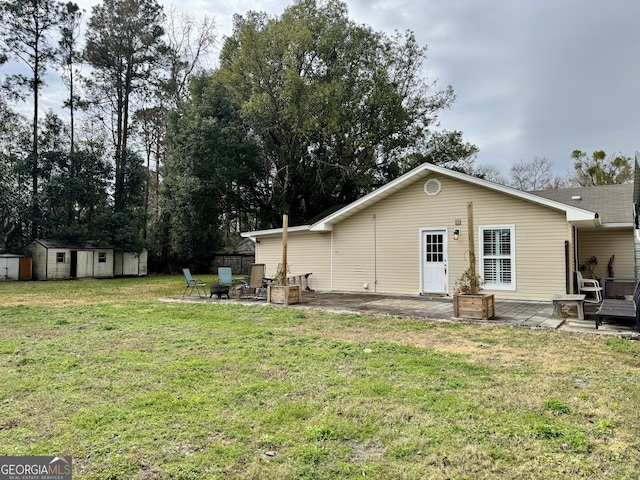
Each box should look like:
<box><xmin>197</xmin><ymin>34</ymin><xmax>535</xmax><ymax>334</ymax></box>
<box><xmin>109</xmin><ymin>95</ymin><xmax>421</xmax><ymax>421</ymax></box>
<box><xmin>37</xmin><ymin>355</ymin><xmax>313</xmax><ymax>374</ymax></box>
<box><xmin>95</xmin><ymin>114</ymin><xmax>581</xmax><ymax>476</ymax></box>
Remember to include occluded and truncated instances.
<box><xmin>531</xmin><ymin>183</ymin><xmax>633</xmax><ymax>225</ymax></box>
<box><xmin>32</xmin><ymin>239</ymin><xmax>115</xmax><ymax>249</ymax></box>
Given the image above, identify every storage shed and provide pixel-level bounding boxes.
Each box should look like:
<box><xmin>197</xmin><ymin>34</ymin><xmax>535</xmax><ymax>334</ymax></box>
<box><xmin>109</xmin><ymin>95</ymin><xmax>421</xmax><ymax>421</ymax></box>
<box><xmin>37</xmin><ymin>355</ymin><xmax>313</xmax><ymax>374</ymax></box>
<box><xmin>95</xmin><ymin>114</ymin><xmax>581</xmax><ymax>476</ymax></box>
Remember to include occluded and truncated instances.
<box><xmin>27</xmin><ymin>240</ymin><xmax>72</xmax><ymax>280</ymax></box>
<box><xmin>114</xmin><ymin>249</ymin><xmax>148</xmax><ymax>276</ymax></box>
<box><xmin>0</xmin><ymin>254</ymin><xmax>32</xmax><ymax>281</ymax></box>
<box><xmin>26</xmin><ymin>240</ymin><xmax>115</xmax><ymax>280</ymax></box>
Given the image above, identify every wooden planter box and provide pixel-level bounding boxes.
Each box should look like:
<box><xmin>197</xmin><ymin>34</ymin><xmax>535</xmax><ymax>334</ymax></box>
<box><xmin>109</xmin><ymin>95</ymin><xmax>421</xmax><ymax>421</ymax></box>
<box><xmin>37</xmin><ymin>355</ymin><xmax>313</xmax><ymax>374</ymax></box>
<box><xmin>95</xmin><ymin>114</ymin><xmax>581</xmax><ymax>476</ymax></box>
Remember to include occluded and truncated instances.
<box><xmin>453</xmin><ymin>293</ymin><xmax>495</xmax><ymax>320</ymax></box>
<box><xmin>268</xmin><ymin>284</ymin><xmax>301</xmax><ymax>305</ymax></box>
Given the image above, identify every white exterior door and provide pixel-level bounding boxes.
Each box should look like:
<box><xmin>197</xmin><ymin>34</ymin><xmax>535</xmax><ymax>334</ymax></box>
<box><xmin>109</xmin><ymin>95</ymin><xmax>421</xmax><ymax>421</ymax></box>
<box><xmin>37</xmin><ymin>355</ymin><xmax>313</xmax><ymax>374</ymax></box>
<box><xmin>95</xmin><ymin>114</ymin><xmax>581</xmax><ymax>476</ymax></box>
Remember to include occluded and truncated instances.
<box><xmin>421</xmin><ymin>229</ymin><xmax>448</xmax><ymax>294</ymax></box>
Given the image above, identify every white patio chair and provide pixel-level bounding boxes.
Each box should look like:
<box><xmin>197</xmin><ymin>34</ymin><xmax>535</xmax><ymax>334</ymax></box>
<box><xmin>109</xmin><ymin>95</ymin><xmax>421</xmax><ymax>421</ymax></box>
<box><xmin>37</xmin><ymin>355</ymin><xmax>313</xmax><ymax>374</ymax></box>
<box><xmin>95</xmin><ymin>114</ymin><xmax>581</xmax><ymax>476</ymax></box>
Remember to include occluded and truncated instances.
<box><xmin>576</xmin><ymin>271</ymin><xmax>603</xmax><ymax>303</ymax></box>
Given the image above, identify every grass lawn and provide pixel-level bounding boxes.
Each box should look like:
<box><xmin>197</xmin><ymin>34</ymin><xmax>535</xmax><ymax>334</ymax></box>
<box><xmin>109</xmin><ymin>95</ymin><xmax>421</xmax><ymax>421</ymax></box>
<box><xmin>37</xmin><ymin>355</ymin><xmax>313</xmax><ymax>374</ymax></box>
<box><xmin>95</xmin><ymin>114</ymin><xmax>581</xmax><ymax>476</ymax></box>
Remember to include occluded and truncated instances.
<box><xmin>1</xmin><ymin>276</ymin><xmax>640</xmax><ymax>479</ymax></box>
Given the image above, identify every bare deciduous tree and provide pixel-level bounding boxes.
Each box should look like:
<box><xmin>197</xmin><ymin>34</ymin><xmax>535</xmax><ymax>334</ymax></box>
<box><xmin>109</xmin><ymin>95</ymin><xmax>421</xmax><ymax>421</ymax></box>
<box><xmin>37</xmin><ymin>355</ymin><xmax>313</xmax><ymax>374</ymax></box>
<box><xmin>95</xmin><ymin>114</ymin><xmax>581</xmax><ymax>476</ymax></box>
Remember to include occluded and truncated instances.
<box><xmin>473</xmin><ymin>164</ymin><xmax>506</xmax><ymax>185</ymax></box>
<box><xmin>510</xmin><ymin>156</ymin><xmax>556</xmax><ymax>191</ymax></box>
<box><xmin>163</xmin><ymin>7</ymin><xmax>217</xmax><ymax>106</ymax></box>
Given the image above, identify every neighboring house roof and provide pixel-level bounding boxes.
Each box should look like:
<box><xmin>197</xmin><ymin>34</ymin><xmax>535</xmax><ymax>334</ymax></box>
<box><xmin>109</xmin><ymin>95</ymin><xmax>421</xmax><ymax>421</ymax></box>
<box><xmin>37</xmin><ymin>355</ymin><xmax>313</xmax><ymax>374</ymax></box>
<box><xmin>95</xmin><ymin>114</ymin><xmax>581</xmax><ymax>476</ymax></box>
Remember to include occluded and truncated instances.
<box><xmin>531</xmin><ymin>183</ymin><xmax>633</xmax><ymax>226</ymax></box>
<box><xmin>243</xmin><ymin>163</ymin><xmax>601</xmax><ymax>238</ymax></box>
<box><xmin>235</xmin><ymin>237</ymin><xmax>256</xmax><ymax>254</ymax></box>
<box><xmin>215</xmin><ymin>238</ymin><xmax>256</xmax><ymax>254</ymax></box>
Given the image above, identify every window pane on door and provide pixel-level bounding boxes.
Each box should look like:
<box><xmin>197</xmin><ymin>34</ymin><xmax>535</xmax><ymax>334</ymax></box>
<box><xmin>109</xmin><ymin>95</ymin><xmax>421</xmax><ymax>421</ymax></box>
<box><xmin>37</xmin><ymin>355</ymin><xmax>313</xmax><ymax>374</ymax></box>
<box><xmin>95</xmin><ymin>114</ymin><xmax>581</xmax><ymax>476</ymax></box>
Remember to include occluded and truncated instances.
<box><xmin>425</xmin><ymin>234</ymin><xmax>444</xmax><ymax>263</ymax></box>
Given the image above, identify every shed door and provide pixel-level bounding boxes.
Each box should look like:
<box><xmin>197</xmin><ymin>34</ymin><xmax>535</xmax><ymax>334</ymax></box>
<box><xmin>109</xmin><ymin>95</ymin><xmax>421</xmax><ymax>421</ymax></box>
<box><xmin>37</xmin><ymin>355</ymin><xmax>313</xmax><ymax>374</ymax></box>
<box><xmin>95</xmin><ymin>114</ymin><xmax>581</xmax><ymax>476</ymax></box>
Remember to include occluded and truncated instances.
<box><xmin>421</xmin><ymin>229</ymin><xmax>448</xmax><ymax>294</ymax></box>
<box><xmin>76</xmin><ymin>251</ymin><xmax>93</xmax><ymax>278</ymax></box>
<box><xmin>6</xmin><ymin>258</ymin><xmax>19</xmax><ymax>280</ymax></box>
<box><xmin>0</xmin><ymin>257</ymin><xmax>7</xmax><ymax>280</ymax></box>
<box><xmin>19</xmin><ymin>257</ymin><xmax>31</xmax><ymax>280</ymax></box>
<box><xmin>123</xmin><ymin>252</ymin><xmax>139</xmax><ymax>276</ymax></box>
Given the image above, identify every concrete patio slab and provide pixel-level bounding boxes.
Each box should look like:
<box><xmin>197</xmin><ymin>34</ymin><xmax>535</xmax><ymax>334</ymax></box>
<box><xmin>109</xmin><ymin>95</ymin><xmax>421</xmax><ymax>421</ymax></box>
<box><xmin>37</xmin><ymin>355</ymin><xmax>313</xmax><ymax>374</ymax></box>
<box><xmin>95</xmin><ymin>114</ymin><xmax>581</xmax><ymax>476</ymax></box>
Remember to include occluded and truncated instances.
<box><xmin>161</xmin><ymin>290</ymin><xmax>639</xmax><ymax>337</ymax></box>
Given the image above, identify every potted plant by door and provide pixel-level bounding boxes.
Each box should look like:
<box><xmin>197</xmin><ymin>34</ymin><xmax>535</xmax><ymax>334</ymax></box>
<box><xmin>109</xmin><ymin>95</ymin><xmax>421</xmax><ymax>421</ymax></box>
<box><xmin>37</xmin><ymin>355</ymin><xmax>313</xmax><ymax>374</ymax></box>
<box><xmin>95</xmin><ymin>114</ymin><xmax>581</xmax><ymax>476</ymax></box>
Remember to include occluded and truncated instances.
<box><xmin>453</xmin><ymin>268</ymin><xmax>495</xmax><ymax>320</ymax></box>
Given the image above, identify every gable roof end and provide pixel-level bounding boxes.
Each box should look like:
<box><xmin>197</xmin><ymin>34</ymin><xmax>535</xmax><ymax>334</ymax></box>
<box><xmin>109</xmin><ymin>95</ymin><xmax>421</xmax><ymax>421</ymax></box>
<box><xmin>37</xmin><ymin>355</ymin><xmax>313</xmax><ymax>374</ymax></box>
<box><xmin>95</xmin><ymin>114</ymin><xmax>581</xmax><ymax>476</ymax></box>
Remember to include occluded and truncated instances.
<box><xmin>310</xmin><ymin>163</ymin><xmax>600</xmax><ymax>231</ymax></box>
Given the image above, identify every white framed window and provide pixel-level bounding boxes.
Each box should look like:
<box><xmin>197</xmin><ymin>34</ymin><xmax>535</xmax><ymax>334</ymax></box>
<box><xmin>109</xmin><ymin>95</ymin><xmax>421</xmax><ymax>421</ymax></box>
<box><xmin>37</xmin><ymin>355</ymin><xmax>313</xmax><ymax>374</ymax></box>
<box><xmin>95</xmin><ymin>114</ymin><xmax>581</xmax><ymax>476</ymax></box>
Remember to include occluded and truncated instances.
<box><xmin>56</xmin><ymin>252</ymin><xmax>66</xmax><ymax>263</ymax></box>
<box><xmin>480</xmin><ymin>225</ymin><xmax>515</xmax><ymax>290</ymax></box>
<box><xmin>98</xmin><ymin>252</ymin><xmax>107</xmax><ymax>263</ymax></box>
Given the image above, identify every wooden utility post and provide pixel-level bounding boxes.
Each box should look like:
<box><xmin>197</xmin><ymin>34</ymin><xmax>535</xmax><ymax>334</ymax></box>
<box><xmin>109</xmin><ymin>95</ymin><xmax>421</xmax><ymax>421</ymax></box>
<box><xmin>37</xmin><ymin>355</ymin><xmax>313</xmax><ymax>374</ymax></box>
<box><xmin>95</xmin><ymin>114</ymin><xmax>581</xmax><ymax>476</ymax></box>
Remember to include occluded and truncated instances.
<box><xmin>453</xmin><ymin>200</ymin><xmax>494</xmax><ymax>319</ymax></box>
<box><xmin>281</xmin><ymin>214</ymin><xmax>288</xmax><ymax>286</ymax></box>
<box><xmin>467</xmin><ymin>201</ymin><xmax>478</xmax><ymax>295</ymax></box>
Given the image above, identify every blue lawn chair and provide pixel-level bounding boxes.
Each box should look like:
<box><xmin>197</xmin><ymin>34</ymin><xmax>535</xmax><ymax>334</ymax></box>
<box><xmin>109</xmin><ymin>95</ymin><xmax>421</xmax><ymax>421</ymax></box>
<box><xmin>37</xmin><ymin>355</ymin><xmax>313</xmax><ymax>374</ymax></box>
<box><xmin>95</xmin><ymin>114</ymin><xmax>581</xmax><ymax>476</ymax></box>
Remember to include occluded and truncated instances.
<box><xmin>217</xmin><ymin>267</ymin><xmax>233</xmax><ymax>286</ymax></box>
<box><xmin>182</xmin><ymin>268</ymin><xmax>207</xmax><ymax>298</ymax></box>
<box><xmin>210</xmin><ymin>267</ymin><xmax>233</xmax><ymax>299</ymax></box>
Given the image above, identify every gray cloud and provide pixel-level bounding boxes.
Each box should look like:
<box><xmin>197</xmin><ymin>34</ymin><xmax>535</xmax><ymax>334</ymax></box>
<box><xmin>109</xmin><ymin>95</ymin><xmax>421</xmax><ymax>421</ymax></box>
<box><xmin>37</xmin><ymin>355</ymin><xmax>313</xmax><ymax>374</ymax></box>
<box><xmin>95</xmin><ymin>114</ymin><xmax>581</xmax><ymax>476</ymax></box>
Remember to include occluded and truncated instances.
<box><xmin>21</xmin><ymin>0</ymin><xmax>640</xmax><ymax>175</ymax></box>
<box><xmin>346</xmin><ymin>0</ymin><xmax>640</xmax><ymax>173</ymax></box>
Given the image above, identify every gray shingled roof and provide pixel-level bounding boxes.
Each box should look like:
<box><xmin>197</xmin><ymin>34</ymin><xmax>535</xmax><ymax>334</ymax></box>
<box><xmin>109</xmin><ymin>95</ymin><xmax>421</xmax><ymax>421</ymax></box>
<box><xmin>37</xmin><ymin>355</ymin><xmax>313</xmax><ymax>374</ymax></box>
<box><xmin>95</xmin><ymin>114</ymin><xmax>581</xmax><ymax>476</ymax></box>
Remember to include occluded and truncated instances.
<box><xmin>531</xmin><ymin>183</ymin><xmax>633</xmax><ymax>225</ymax></box>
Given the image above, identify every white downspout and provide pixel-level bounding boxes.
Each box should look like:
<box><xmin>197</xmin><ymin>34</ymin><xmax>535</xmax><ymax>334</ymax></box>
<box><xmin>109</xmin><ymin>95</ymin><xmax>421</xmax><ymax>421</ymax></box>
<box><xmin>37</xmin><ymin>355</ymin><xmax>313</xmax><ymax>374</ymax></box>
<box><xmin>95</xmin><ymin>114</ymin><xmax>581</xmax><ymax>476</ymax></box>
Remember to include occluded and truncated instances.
<box><xmin>330</xmin><ymin>230</ymin><xmax>334</xmax><ymax>290</ymax></box>
<box><xmin>373</xmin><ymin>214</ymin><xmax>377</xmax><ymax>292</ymax></box>
<box><xmin>635</xmin><ymin>203</ymin><xmax>640</xmax><ymax>241</ymax></box>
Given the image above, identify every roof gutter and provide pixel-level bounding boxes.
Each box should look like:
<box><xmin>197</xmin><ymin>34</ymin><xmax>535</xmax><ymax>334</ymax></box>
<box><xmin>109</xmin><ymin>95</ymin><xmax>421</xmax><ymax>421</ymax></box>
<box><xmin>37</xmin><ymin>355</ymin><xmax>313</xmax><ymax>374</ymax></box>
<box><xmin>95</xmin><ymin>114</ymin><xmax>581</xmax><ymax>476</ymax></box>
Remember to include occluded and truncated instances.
<box><xmin>241</xmin><ymin>225</ymin><xmax>311</xmax><ymax>238</ymax></box>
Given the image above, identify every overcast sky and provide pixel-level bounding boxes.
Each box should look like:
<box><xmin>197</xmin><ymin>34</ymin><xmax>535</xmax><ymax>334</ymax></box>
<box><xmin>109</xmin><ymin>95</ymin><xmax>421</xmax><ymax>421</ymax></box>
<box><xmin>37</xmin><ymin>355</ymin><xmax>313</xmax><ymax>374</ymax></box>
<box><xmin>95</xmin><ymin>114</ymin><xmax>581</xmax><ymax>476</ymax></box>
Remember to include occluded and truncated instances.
<box><xmin>15</xmin><ymin>0</ymin><xmax>640</xmax><ymax>176</ymax></box>
<box><xmin>195</xmin><ymin>0</ymin><xmax>640</xmax><ymax>176</ymax></box>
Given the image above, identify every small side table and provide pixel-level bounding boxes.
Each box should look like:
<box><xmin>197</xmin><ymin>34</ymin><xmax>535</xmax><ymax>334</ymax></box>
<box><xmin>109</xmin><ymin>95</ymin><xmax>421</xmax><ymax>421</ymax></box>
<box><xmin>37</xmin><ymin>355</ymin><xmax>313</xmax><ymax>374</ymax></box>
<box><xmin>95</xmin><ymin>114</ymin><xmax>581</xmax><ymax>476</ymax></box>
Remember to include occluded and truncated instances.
<box><xmin>552</xmin><ymin>294</ymin><xmax>586</xmax><ymax>320</ymax></box>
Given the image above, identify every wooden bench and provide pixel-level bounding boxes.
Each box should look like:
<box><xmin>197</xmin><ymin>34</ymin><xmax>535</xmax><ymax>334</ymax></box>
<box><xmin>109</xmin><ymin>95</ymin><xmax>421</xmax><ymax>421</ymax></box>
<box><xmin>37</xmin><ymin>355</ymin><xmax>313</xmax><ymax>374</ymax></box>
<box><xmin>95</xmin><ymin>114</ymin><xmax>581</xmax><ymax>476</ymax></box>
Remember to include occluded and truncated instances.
<box><xmin>595</xmin><ymin>281</ymin><xmax>640</xmax><ymax>330</ymax></box>
<box><xmin>552</xmin><ymin>294</ymin><xmax>585</xmax><ymax>320</ymax></box>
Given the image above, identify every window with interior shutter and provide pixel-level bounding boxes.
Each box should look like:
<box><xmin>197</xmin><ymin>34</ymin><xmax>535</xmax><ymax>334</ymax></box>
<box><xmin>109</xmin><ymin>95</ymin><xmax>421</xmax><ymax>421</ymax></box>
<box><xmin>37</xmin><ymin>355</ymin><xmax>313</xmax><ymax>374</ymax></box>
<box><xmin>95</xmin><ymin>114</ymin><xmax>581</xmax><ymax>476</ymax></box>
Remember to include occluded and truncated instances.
<box><xmin>480</xmin><ymin>226</ymin><xmax>515</xmax><ymax>289</ymax></box>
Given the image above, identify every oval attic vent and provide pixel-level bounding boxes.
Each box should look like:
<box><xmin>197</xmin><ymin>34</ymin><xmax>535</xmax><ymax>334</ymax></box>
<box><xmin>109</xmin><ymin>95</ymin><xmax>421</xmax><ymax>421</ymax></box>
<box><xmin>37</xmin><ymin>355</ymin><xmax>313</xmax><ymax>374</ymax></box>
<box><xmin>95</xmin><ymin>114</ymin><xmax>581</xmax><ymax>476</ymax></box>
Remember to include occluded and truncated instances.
<box><xmin>424</xmin><ymin>178</ymin><xmax>441</xmax><ymax>196</ymax></box>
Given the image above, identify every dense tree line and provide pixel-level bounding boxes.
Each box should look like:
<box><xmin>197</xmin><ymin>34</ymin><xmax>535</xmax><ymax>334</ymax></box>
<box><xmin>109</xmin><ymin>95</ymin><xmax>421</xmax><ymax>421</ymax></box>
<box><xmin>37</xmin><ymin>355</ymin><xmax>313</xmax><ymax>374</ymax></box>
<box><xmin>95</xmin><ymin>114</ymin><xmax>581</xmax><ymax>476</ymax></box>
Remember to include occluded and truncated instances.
<box><xmin>0</xmin><ymin>0</ymin><xmax>217</xmax><ymax>267</ymax></box>
<box><xmin>0</xmin><ymin>0</ymin><xmax>629</xmax><ymax>271</ymax></box>
<box><xmin>0</xmin><ymin>0</ymin><xmax>474</xmax><ymax>269</ymax></box>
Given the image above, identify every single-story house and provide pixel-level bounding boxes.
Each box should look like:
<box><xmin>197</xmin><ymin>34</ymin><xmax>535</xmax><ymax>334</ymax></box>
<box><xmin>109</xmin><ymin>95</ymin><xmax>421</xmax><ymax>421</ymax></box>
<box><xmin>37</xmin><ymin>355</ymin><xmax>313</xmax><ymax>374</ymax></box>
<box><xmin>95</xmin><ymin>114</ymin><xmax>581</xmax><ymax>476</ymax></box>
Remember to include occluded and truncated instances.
<box><xmin>0</xmin><ymin>254</ymin><xmax>32</xmax><ymax>281</ymax></box>
<box><xmin>26</xmin><ymin>240</ymin><xmax>148</xmax><ymax>280</ymax></box>
<box><xmin>242</xmin><ymin>163</ymin><xmax>638</xmax><ymax>301</ymax></box>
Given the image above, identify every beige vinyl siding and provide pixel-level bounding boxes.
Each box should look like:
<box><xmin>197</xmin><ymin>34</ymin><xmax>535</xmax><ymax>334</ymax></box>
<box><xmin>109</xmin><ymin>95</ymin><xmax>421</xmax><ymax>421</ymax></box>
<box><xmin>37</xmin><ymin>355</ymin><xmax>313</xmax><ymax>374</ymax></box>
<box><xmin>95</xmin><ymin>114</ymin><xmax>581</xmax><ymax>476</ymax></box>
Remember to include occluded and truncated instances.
<box><xmin>578</xmin><ymin>228</ymin><xmax>635</xmax><ymax>279</ymax></box>
<box><xmin>330</xmin><ymin>174</ymin><xmax>570</xmax><ymax>300</ymax></box>
<box><xmin>255</xmin><ymin>231</ymin><xmax>331</xmax><ymax>290</ymax></box>
<box><xmin>636</xmin><ymin>235</ymin><xmax>640</xmax><ymax>278</ymax></box>
<box><xmin>331</xmin><ymin>214</ymin><xmax>377</xmax><ymax>292</ymax></box>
